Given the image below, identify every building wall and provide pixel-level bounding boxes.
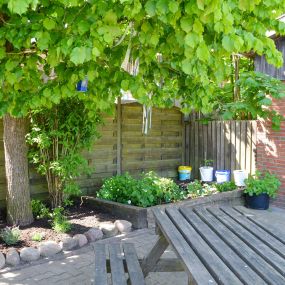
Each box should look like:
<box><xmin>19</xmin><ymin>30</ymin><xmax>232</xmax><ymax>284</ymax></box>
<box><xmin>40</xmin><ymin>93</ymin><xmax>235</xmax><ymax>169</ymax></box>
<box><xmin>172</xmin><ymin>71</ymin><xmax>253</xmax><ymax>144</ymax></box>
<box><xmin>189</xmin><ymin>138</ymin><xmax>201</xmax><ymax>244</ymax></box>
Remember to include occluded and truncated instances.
<box><xmin>256</xmin><ymin>97</ymin><xmax>285</xmax><ymax>208</ymax></box>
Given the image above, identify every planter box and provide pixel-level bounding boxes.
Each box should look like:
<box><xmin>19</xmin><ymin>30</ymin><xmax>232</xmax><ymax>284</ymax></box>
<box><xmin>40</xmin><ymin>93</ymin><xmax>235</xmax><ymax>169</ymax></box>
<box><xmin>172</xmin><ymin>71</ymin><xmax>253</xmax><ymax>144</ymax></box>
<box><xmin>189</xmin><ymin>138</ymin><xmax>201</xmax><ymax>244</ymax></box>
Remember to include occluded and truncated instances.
<box><xmin>86</xmin><ymin>198</ymin><xmax>148</xmax><ymax>229</ymax></box>
<box><xmin>87</xmin><ymin>190</ymin><xmax>245</xmax><ymax>229</ymax></box>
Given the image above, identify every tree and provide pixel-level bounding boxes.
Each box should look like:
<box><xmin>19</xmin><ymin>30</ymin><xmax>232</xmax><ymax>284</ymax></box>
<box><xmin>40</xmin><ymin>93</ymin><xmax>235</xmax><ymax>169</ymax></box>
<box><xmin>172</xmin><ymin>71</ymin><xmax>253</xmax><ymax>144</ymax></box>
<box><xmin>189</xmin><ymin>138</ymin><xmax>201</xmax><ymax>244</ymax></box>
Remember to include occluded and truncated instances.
<box><xmin>0</xmin><ymin>0</ymin><xmax>285</xmax><ymax>225</ymax></box>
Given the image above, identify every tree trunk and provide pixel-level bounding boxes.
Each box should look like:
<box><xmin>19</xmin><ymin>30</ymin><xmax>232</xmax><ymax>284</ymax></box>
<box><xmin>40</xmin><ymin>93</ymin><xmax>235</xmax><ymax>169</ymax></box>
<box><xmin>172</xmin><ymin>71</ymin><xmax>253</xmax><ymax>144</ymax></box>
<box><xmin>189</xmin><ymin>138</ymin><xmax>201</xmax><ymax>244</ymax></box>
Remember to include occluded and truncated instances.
<box><xmin>3</xmin><ymin>114</ymin><xmax>34</xmax><ymax>226</ymax></box>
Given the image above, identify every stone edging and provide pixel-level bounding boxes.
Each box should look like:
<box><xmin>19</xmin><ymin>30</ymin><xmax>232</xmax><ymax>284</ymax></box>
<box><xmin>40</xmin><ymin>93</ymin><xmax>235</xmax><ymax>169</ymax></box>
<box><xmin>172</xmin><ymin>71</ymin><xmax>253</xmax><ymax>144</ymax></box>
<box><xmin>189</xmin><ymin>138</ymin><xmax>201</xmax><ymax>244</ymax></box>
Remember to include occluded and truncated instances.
<box><xmin>0</xmin><ymin>219</ymin><xmax>132</xmax><ymax>270</ymax></box>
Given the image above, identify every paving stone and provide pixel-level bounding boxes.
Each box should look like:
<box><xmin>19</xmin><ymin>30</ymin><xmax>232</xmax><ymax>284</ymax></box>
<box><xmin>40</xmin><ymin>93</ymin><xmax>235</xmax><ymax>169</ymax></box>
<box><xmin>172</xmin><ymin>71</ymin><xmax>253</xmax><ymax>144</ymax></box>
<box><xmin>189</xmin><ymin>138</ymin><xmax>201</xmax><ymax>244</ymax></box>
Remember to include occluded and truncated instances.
<box><xmin>5</xmin><ymin>248</ymin><xmax>20</xmax><ymax>266</ymax></box>
<box><xmin>38</xmin><ymin>241</ymin><xmax>62</xmax><ymax>257</ymax></box>
<box><xmin>100</xmin><ymin>222</ymin><xmax>118</xmax><ymax>237</ymax></box>
<box><xmin>84</xmin><ymin>228</ymin><xmax>103</xmax><ymax>242</ymax></box>
<box><xmin>60</xmin><ymin>237</ymin><xmax>78</xmax><ymax>251</ymax></box>
<box><xmin>20</xmin><ymin>247</ymin><xmax>40</xmax><ymax>262</ymax></box>
<box><xmin>73</xmin><ymin>234</ymin><xmax>88</xmax><ymax>248</ymax></box>
<box><xmin>114</xmin><ymin>220</ymin><xmax>132</xmax><ymax>233</ymax></box>
<box><xmin>0</xmin><ymin>252</ymin><xmax>5</xmax><ymax>269</ymax></box>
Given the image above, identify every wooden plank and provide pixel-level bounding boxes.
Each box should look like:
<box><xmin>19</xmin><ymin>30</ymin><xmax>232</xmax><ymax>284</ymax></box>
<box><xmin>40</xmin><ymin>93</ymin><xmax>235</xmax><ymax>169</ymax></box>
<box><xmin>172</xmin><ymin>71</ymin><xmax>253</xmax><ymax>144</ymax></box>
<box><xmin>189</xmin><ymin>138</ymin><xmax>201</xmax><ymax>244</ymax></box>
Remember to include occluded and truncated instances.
<box><xmin>94</xmin><ymin>243</ymin><xmax>108</xmax><ymax>285</ymax></box>
<box><xmin>234</xmin><ymin>206</ymin><xmax>285</xmax><ymax>244</ymax></box>
<box><xmin>208</xmin><ymin>207</ymin><xmax>285</xmax><ymax>277</ymax></box>
<box><xmin>165</xmin><ymin>208</ymin><xmax>243</xmax><ymax>285</ymax></box>
<box><xmin>220</xmin><ymin>121</ymin><xmax>225</xmax><ymax>169</ymax></box>
<box><xmin>152</xmin><ymin>208</ymin><xmax>217</xmax><ymax>284</ymax></box>
<box><xmin>123</xmin><ymin>243</ymin><xmax>145</xmax><ymax>285</ymax></box>
<box><xmin>194</xmin><ymin>207</ymin><xmax>285</xmax><ymax>285</ymax></box>
<box><xmin>235</xmin><ymin>121</ymin><xmax>241</xmax><ymax>169</ymax></box>
<box><xmin>181</xmin><ymin>115</ymin><xmax>186</xmax><ymax>165</ymax></box>
<box><xmin>251</xmin><ymin>121</ymin><xmax>257</xmax><ymax>174</ymax></box>
<box><xmin>230</xmin><ymin>121</ymin><xmax>236</xmax><ymax>172</ymax></box>
<box><xmin>180</xmin><ymin>207</ymin><xmax>267</xmax><ymax>285</ymax></box>
<box><xmin>117</xmin><ymin>99</ymin><xmax>122</xmax><ymax>175</ymax></box>
<box><xmin>220</xmin><ymin>207</ymin><xmax>285</xmax><ymax>258</ymax></box>
<box><xmin>245</xmin><ymin>122</ymin><xmax>252</xmax><ymax>175</ymax></box>
<box><xmin>194</xmin><ymin>122</ymin><xmax>199</xmax><ymax>179</ymax></box>
<box><xmin>141</xmin><ymin>234</ymin><xmax>169</xmax><ymax>277</ymax></box>
<box><xmin>202</xmin><ymin>123</ymin><xmax>208</xmax><ymax>165</ymax></box>
<box><xmin>109</xmin><ymin>243</ymin><xmax>127</xmax><ymax>285</ymax></box>
<box><xmin>207</xmin><ymin>121</ymin><xmax>212</xmax><ymax>168</ymax></box>
<box><xmin>224</xmin><ymin>122</ymin><xmax>231</xmax><ymax>171</ymax></box>
<box><xmin>240</xmin><ymin>121</ymin><xmax>246</xmax><ymax>170</ymax></box>
<box><xmin>212</xmin><ymin>122</ymin><xmax>217</xmax><ymax>171</ymax></box>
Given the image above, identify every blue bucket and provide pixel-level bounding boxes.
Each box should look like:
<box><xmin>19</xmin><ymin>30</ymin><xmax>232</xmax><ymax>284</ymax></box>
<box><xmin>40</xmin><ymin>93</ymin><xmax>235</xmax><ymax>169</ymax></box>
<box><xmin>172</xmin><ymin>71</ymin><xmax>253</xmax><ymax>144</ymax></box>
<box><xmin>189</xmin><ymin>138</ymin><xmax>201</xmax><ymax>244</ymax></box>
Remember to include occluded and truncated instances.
<box><xmin>178</xmin><ymin>170</ymin><xmax>191</xmax><ymax>181</ymax></box>
<box><xmin>215</xmin><ymin>170</ymin><xmax>230</xmax><ymax>183</ymax></box>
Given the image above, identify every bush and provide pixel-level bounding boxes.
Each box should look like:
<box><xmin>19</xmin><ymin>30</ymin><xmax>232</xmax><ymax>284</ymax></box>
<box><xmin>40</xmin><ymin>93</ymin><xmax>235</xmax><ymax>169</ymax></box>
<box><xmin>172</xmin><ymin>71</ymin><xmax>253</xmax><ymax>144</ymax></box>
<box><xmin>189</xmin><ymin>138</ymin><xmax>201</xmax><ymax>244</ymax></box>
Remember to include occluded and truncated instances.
<box><xmin>0</xmin><ymin>227</ymin><xmax>21</xmax><ymax>245</ymax></box>
<box><xmin>31</xmin><ymin>232</ymin><xmax>44</xmax><ymax>242</ymax></box>
<box><xmin>98</xmin><ymin>171</ymin><xmax>185</xmax><ymax>207</ymax></box>
<box><xmin>187</xmin><ymin>180</ymin><xmax>216</xmax><ymax>198</ymax></box>
<box><xmin>51</xmin><ymin>207</ymin><xmax>71</xmax><ymax>233</ymax></box>
<box><xmin>31</xmin><ymin>199</ymin><xmax>50</xmax><ymax>219</ymax></box>
<box><xmin>215</xmin><ymin>181</ymin><xmax>236</xmax><ymax>192</ymax></box>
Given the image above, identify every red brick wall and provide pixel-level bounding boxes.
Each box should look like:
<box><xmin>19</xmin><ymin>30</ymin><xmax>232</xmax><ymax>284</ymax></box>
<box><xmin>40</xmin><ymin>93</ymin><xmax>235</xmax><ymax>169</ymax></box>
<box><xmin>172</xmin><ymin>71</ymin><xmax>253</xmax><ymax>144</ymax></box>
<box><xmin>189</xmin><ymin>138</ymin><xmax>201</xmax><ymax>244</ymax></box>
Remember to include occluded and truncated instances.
<box><xmin>256</xmin><ymin>97</ymin><xmax>285</xmax><ymax>208</ymax></box>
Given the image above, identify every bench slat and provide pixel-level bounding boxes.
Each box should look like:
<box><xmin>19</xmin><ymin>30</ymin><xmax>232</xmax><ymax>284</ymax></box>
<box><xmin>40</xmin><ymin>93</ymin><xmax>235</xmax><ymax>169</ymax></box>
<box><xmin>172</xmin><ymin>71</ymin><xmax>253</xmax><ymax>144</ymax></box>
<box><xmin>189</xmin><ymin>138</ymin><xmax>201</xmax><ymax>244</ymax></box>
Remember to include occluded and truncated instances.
<box><xmin>123</xmin><ymin>243</ymin><xmax>145</xmax><ymax>285</ymax></box>
<box><xmin>109</xmin><ymin>244</ymin><xmax>127</xmax><ymax>285</ymax></box>
<box><xmin>152</xmin><ymin>208</ymin><xmax>217</xmax><ymax>285</ymax></box>
<box><xmin>180</xmin><ymin>207</ymin><xmax>267</xmax><ymax>285</ymax></box>
<box><xmin>208</xmin><ymin>207</ymin><xmax>285</xmax><ymax>277</ymax></box>
<box><xmin>194</xmin><ymin>207</ymin><xmax>285</xmax><ymax>285</ymax></box>
<box><xmin>221</xmin><ymin>207</ymin><xmax>285</xmax><ymax>258</ymax></box>
<box><xmin>165</xmin><ymin>207</ymin><xmax>243</xmax><ymax>285</ymax></box>
<box><xmin>94</xmin><ymin>243</ymin><xmax>108</xmax><ymax>285</ymax></box>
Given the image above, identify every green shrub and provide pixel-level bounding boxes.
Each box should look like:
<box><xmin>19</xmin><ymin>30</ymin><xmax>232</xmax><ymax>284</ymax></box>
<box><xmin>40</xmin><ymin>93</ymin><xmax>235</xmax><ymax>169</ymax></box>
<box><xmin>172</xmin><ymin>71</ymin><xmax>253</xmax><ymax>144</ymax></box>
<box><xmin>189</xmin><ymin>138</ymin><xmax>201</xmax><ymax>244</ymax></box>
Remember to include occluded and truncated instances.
<box><xmin>244</xmin><ymin>171</ymin><xmax>281</xmax><ymax>198</ymax></box>
<box><xmin>0</xmin><ymin>227</ymin><xmax>21</xmax><ymax>245</ymax></box>
<box><xmin>31</xmin><ymin>199</ymin><xmax>50</xmax><ymax>219</ymax></box>
<box><xmin>98</xmin><ymin>171</ymin><xmax>185</xmax><ymax>207</ymax></box>
<box><xmin>31</xmin><ymin>232</ymin><xmax>44</xmax><ymax>242</ymax></box>
<box><xmin>51</xmin><ymin>207</ymin><xmax>71</xmax><ymax>233</ymax></box>
<box><xmin>215</xmin><ymin>181</ymin><xmax>236</xmax><ymax>192</ymax></box>
<box><xmin>186</xmin><ymin>180</ymin><xmax>216</xmax><ymax>197</ymax></box>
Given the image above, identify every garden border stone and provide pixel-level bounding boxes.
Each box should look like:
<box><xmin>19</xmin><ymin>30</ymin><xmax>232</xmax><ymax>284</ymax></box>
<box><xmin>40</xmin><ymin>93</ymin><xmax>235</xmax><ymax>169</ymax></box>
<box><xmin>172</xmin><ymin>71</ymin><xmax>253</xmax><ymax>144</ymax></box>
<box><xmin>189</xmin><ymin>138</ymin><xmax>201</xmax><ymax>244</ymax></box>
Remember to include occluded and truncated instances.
<box><xmin>86</xmin><ymin>189</ymin><xmax>245</xmax><ymax>229</ymax></box>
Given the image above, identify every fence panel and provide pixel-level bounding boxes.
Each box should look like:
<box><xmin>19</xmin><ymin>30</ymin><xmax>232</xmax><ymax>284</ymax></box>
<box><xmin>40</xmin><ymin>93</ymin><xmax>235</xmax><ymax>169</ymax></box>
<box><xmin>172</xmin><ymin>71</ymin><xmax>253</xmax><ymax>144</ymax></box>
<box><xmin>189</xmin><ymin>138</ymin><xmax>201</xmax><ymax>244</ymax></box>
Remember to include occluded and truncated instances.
<box><xmin>186</xmin><ymin>120</ymin><xmax>257</xmax><ymax>180</ymax></box>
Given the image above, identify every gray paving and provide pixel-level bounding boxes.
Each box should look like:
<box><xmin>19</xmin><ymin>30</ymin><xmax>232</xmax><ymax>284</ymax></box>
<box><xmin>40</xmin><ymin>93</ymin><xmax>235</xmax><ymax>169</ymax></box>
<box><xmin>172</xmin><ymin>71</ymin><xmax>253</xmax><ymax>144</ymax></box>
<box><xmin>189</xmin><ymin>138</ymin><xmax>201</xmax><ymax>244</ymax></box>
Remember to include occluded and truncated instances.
<box><xmin>0</xmin><ymin>206</ymin><xmax>284</xmax><ymax>285</ymax></box>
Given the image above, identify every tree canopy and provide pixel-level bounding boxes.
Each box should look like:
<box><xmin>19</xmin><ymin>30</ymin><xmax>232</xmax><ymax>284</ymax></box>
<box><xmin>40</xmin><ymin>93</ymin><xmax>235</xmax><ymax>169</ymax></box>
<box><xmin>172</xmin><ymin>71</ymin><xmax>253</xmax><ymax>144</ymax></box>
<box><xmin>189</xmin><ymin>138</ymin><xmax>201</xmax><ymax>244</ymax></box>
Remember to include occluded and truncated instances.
<box><xmin>1</xmin><ymin>0</ymin><xmax>285</xmax><ymax>116</ymax></box>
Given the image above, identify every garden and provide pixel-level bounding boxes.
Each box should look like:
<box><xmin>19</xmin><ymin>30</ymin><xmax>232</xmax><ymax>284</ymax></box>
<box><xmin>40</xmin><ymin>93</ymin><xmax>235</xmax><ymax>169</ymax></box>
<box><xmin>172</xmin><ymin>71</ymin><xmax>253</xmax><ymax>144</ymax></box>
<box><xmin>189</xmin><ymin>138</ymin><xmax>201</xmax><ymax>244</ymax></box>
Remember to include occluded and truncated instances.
<box><xmin>0</xmin><ymin>0</ymin><xmax>285</xmax><ymax>276</ymax></box>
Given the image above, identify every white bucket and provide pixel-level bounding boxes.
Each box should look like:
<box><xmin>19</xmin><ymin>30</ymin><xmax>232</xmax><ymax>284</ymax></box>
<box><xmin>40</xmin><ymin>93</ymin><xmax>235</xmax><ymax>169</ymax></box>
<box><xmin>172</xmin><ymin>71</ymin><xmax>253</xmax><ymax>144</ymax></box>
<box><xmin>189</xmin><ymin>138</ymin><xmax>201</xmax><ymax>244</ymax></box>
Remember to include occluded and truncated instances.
<box><xmin>200</xmin><ymin>167</ymin><xmax>214</xmax><ymax>182</ymax></box>
<box><xmin>233</xmin><ymin>170</ymin><xmax>248</xmax><ymax>187</ymax></box>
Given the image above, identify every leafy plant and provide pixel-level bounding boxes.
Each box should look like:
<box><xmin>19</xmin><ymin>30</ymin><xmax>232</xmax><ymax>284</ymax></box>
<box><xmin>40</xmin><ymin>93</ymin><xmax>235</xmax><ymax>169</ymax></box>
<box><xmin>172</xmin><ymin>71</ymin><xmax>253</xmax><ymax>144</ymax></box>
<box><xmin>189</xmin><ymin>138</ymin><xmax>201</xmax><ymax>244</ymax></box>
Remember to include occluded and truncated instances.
<box><xmin>0</xmin><ymin>227</ymin><xmax>21</xmax><ymax>245</ymax></box>
<box><xmin>215</xmin><ymin>181</ymin><xmax>236</xmax><ymax>192</ymax></box>
<box><xmin>98</xmin><ymin>171</ymin><xmax>185</xmax><ymax>207</ymax></box>
<box><xmin>244</xmin><ymin>171</ymin><xmax>281</xmax><ymax>198</ymax></box>
<box><xmin>202</xmin><ymin>159</ymin><xmax>213</xmax><ymax>167</ymax></box>
<box><xmin>27</xmin><ymin>98</ymin><xmax>102</xmax><ymax>208</ymax></box>
<box><xmin>186</xmin><ymin>180</ymin><xmax>216</xmax><ymax>198</ymax></box>
<box><xmin>50</xmin><ymin>207</ymin><xmax>71</xmax><ymax>233</ymax></box>
<box><xmin>31</xmin><ymin>232</ymin><xmax>44</xmax><ymax>242</ymax></box>
<box><xmin>31</xmin><ymin>199</ymin><xmax>50</xmax><ymax>219</ymax></box>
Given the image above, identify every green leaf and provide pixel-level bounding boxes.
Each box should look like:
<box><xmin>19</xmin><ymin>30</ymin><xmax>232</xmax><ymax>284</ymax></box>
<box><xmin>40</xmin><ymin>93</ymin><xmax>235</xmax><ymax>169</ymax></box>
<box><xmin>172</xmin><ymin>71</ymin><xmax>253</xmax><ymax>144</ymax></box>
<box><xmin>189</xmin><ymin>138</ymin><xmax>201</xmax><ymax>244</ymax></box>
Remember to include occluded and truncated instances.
<box><xmin>180</xmin><ymin>17</ymin><xmax>193</xmax><ymax>33</ymax></box>
<box><xmin>193</xmin><ymin>19</ymin><xmax>204</xmax><ymax>35</ymax></box>
<box><xmin>78</xmin><ymin>21</ymin><xmax>90</xmax><ymax>35</ymax></box>
<box><xmin>8</xmin><ymin>0</ymin><xmax>29</xmax><ymax>15</ymax></box>
<box><xmin>145</xmin><ymin>0</ymin><xmax>156</xmax><ymax>17</ymax></box>
<box><xmin>104</xmin><ymin>10</ymin><xmax>117</xmax><ymax>25</ymax></box>
<box><xmin>70</xmin><ymin>47</ymin><xmax>87</xmax><ymax>65</ymax></box>
<box><xmin>168</xmin><ymin>1</ymin><xmax>179</xmax><ymax>13</ymax></box>
<box><xmin>156</xmin><ymin>0</ymin><xmax>168</xmax><ymax>14</ymax></box>
<box><xmin>184</xmin><ymin>33</ymin><xmax>200</xmax><ymax>48</ymax></box>
<box><xmin>222</xmin><ymin>35</ymin><xmax>234</xmax><ymax>52</ymax></box>
<box><xmin>196</xmin><ymin>42</ymin><xmax>210</xmax><ymax>62</ymax></box>
<box><xmin>181</xmin><ymin>59</ymin><xmax>192</xmax><ymax>75</ymax></box>
<box><xmin>92</xmin><ymin>47</ymin><xmax>101</xmax><ymax>58</ymax></box>
<box><xmin>196</xmin><ymin>0</ymin><xmax>204</xmax><ymax>10</ymax></box>
<box><xmin>43</xmin><ymin>18</ymin><xmax>56</xmax><ymax>30</ymax></box>
<box><xmin>0</xmin><ymin>48</ymin><xmax>6</xmax><ymax>60</ymax></box>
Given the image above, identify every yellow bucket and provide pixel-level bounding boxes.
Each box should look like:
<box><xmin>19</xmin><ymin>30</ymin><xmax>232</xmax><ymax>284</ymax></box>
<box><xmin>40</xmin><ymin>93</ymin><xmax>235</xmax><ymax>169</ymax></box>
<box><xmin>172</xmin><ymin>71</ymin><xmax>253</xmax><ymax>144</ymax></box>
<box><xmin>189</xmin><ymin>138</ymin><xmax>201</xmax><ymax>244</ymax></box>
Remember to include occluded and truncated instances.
<box><xmin>178</xmin><ymin>166</ymin><xmax>192</xmax><ymax>180</ymax></box>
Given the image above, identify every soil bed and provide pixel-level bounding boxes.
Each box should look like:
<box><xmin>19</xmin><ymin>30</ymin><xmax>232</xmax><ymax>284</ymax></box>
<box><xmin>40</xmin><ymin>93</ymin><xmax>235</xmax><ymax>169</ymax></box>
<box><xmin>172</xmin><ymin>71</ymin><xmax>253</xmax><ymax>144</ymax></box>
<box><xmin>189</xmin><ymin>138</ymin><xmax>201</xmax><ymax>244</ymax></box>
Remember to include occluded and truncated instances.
<box><xmin>0</xmin><ymin>200</ymin><xmax>117</xmax><ymax>254</ymax></box>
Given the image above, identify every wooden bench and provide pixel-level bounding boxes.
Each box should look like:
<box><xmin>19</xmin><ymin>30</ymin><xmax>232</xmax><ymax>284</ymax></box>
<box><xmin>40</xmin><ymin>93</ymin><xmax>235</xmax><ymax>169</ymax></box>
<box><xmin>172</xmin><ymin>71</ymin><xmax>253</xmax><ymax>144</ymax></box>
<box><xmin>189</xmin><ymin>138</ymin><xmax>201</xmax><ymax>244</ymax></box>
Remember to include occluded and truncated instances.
<box><xmin>94</xmin><ymin>243</ymin><xmax>145</xmax><ymax>285</ymax></box>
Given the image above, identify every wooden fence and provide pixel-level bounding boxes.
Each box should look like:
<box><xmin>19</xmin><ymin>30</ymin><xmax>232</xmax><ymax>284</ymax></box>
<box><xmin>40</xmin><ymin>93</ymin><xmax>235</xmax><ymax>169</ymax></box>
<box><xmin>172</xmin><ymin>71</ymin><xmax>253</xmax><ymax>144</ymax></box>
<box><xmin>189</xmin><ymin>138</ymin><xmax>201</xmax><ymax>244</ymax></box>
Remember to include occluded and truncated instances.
<box><xmin>185</xmin><ymin>120</ymin><xmax>257</xmax><ymax>179</ymax></box>
<box><xmin>0</xmin><ymin>104</ymin><xmax>184</xmax><ymax>206</ymax></box>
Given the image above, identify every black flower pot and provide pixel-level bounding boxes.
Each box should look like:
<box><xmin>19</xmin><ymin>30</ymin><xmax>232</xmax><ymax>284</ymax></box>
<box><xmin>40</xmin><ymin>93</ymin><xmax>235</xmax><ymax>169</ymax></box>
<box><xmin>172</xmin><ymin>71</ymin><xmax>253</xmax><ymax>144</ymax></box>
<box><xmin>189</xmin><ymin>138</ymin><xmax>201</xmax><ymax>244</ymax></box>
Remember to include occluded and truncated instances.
<box><xmin>245</xmin><ymin>193</ymin><xmax>269</xmax><ymax>210</ymax></box>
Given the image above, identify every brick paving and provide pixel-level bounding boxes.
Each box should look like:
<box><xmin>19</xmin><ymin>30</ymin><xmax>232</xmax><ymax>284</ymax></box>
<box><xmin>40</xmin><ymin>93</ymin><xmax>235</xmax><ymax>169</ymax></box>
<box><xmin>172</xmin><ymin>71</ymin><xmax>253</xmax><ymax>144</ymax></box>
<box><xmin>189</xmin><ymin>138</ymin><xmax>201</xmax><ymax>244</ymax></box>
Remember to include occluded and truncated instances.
<box><xmin>0</xmin><ymin>229</ymin><xmax>187</xmax><ymax>285</ymax></box>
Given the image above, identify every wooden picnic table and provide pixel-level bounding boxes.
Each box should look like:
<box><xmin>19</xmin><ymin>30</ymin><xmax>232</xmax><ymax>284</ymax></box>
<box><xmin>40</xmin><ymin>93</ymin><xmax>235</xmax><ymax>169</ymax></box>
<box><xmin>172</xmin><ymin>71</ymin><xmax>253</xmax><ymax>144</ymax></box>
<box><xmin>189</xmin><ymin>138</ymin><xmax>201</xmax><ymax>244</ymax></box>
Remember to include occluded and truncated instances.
<box><xmin>142</xmin><ymin>206</ymin><xmax>285</xmax><ymax>285</ymax></box>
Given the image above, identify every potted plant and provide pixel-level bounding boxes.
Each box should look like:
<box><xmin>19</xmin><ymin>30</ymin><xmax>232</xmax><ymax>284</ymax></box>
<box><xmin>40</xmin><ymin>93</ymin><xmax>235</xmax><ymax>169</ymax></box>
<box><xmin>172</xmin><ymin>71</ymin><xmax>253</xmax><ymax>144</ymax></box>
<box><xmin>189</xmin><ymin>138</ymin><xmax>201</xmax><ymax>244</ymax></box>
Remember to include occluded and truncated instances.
<box><xmin>199</xmin><ymin>159</ymin><xmax>214</xmax><ymax>182</ymax></box>
<box><xmin>244</xmin><ymin>171</ymin><xmax>281</xmax><ymax>210</ymax></box>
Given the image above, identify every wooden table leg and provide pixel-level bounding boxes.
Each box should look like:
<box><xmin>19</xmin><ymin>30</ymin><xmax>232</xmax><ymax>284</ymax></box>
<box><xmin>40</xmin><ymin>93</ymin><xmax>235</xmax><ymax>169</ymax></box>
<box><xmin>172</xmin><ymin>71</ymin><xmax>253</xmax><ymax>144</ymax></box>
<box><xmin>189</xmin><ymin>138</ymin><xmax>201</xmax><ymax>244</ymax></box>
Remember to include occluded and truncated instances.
<box><xmin>141</xmin><ymin>233</ymin><xmax>169</xmax><ymax>277</ymax></box>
